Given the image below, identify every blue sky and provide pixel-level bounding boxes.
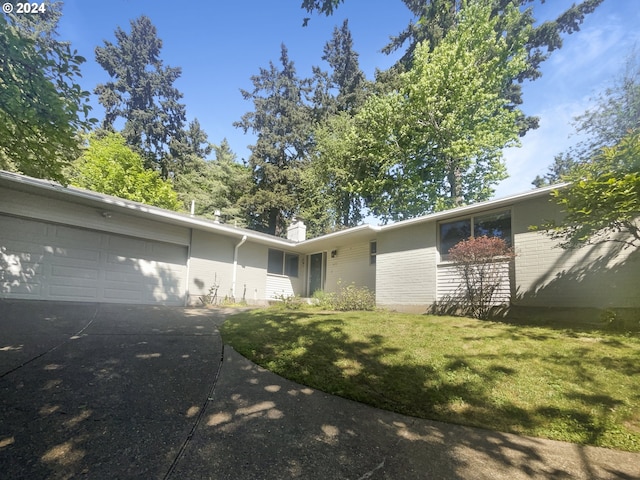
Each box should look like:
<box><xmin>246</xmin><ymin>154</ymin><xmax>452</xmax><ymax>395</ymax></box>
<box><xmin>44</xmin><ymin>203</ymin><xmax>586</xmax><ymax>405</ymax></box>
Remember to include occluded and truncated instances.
<box><xmin>56</xmin><ymin>0</ymin><xmax>640</xmax><ymax>202</ymax></box>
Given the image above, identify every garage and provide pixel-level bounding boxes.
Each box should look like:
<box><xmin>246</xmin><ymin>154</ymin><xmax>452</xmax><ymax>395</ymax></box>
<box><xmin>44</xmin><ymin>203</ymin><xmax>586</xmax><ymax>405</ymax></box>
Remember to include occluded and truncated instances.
<box><xmin>0</xmin><ymin>215</ymin><xmax>188</xmax><ymax>305</ymax></box>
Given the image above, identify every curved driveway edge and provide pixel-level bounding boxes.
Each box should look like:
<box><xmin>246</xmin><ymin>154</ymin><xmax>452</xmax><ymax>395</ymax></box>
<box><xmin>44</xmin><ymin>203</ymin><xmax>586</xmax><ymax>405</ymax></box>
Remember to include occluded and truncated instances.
<box><xmin>1</xmin><ymin>301</ymin><xmax>638</xmax><ymax>479</ymax></box>
<box><xmin>172</xmin><ymin>344</ymin><xmax>640</xmax><ymax>480</ymax></box>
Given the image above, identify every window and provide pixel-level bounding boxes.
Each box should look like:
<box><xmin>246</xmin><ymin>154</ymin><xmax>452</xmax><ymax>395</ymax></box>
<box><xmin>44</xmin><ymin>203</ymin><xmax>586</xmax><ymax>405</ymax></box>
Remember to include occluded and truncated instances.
<box><xmin>284</xmin><ymin>252</ymin><xmax>299</xmax><ymax>277</ymax></box>
<box><xmin>475</xmin><ymin>211</ymin><xmax>511</xmax><ymax>243</ymax></box>
<box><xmin>440</xmin><ymin>219</ymin><xmax>472</xmax><ymax>256</ymax></box>
<box><xmin>267</xmin><ymin>249</ymin><xmax>299</xmax><ymax>277</ymax></box>
<box><xmin>439</xmin><ymin>210</ymin><xmax>511</xmax><ymax>258</ymax></box>
<box><xmin>370</xmin><ymin>241</ymin><xmax>377</xmax><ymax>265</ymax></box>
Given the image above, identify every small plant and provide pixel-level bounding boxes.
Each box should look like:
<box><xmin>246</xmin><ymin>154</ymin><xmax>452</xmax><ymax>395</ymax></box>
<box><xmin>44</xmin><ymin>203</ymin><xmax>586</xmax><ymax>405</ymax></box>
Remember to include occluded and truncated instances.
<box><xmin>273</xmin><ymin>293</ymin><xmax>305</xmax><ymax>310</ymax></box>
<box><xmin>199</xmin><ymin>274</ymin><xmax>220</xmax><ymax>306</ymax></box>
<box><xmin>220</xmin><ymin>296</ymin><xmax>248</xmax><ymax>307</ymax></box>
<box><xmin>311</xmin><ymin>289</ymin><xmax>335</xmax><ymax>310</ymax></box>
<box><xmin>332</xmin><ymin>282</ymin><xmax>375</xmax><ymax>311</ymax></box>
<box><xmin>600</xmin><ymin>308</ymin><xmax>640</xmax><ymax>332</ymax></box>
<box><xmin>448</xmin><ymin>236</ymin><xmax>515</xmax><ymax>319</ymax></box>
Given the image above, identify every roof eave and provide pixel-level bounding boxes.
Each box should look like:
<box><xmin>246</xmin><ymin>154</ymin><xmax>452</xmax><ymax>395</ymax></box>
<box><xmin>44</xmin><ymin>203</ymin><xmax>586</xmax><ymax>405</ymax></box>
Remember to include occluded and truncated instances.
<box><xmin>379</xmin><ymin>183</ymin><xmax>569</xmax><ymax>232</ymax></box>
<box><xmin>0</xmin><ymin>170</ymin><xmax>297</xmax><ymax>248</ymax></box>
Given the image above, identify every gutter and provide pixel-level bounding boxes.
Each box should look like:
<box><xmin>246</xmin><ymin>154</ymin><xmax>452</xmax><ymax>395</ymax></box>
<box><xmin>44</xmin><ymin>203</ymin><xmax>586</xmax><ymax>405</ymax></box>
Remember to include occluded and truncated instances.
<box><xmin>231</xmin><ymin>235</ymin><xmax>247</xmax><ymax>300</ymax></box>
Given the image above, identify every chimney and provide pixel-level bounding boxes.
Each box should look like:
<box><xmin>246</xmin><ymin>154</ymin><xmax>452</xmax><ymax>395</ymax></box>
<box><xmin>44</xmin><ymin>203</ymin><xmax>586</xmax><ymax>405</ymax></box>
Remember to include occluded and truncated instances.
<box><xmin>286</xmin><ymin>218</ymin><xmax>306</xmax><ymax>242</ymax></box>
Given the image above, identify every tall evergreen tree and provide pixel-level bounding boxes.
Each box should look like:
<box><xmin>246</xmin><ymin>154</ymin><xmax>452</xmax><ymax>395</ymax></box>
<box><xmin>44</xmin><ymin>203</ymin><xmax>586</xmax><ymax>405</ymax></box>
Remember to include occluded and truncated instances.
<box><xmin>234</xmin><ymin>44</ymin><xmax>313</xmax><ymax>236</ymax></box>
<box><xmin>173</xmin><ymin>138</ymin><xmax>250</xmax><ymax>223</ymax></box>
<box><xmin>320</xmin><ymin>19</ymin><xmax>368</xmax><ymax>115</ymax></box>
<box><xmin>305</xmin><ymin>20</ymin><xmax>370</xmax><ymax>233</ymax></box>
<box><xmin>94</xmin><ymin>16</ymin><xmax>186</xmax><ymax>179</ymax></box>
<box><xmin>169</xmin><ymin>118</ymin><xmax>213</xmax><ymax>175</ymax></box>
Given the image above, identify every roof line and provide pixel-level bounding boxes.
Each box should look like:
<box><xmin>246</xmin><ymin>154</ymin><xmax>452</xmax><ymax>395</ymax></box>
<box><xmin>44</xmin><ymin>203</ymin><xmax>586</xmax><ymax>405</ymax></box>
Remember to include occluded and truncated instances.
<box><xmin>0</xmin><ymin>170</ymin><xmax>568</xmax><ymax>245</ymax></box>
<box><xmin>378</xmin><ymin>183</ymin><xmax>568</xmax><ymax>232</ymax></box>
<box><xmin>0</xmin><ymin>170</ymin><xmax>296</xmax><ymax>247</ymax></box>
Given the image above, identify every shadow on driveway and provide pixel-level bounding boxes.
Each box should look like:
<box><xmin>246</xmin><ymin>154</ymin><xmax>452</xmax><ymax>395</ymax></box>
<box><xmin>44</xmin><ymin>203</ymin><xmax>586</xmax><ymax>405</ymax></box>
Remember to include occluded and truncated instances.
<box><xmin>0</xmin><ymin>300</ymin><xmax>223</xmax><ymax>479</ymax></box>
<box><xmin>1</xmin><ymin>300</ymin><xmax>639</xmax><ymax>479</ymax></box>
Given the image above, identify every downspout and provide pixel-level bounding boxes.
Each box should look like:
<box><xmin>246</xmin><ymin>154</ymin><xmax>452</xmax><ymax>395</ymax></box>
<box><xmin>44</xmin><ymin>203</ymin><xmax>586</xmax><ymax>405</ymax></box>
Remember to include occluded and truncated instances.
<box><xmin>232</xmin><ymin>235</ymin><xmax>247</xmax><ymax>300</ymax></box>
<box><xmin>184</xmin><ymin>228</ymin><xmax>193</xmax><ymax>306</ymax></box>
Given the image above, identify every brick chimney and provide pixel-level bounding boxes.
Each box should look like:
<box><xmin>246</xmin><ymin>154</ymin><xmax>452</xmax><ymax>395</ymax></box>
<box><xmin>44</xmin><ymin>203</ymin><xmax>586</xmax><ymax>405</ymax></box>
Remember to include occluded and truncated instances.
<box><xmin>286</xmin><ymin>218</ymin><xmax>306</xmax><ymax>242</ymax></box>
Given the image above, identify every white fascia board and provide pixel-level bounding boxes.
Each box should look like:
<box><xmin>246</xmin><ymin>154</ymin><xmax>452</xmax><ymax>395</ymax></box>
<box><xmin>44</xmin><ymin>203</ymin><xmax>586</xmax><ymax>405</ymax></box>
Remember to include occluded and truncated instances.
<box><xmin>0</xmin><ymin>170</ymin><xmax>296</xmax><ymax>248</ymax></box>
<box><xmin>379</xmin><ymin>183</ymin><xmax>569</xmax><ymax>233</ymax></box>
<box><xmin>0</xmin><ymin>170</ymin><xmax>569</xmax><ymax>248</ymax></box>
<box><xmin>294</xmin><ymin>224</ymin><xmax>381</xmax><ymax>253</ymax></box>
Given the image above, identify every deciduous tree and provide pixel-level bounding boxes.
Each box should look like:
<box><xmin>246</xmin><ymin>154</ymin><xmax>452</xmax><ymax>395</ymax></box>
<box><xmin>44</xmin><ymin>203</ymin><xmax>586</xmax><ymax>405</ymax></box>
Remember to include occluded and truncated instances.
<box><xmin>547</xmin><ymin>129</ymin><xmax>640</xmax><ymax>250</ymax></box>
<box><xmin>346</xmin><ymin>1</ymin><xmax>528</xmax><ymax>221</ymax></box>
<box><xmin>0</xmin><ymin>9</ymin><xmax>94</xmax><ymax>182</ymax></box>
<box><xmin>69</xmin><ymin>133</ymin><xmax>180</xmax><ymax>210</ymax></box>
<box><xmin>533</xmin><ymin>47</ymin><xmax>640</xmax><ymax>186</ymax></box>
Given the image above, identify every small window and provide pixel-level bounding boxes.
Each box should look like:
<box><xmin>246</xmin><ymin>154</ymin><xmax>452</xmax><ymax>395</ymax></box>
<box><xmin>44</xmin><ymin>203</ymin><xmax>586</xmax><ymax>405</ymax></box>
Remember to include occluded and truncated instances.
<box><xmin>267</xmin><ymin>249</ymin><xmax>299</xmax><ymax>277</ymax></box>
<box><xmin>475</xmin><ymin>210</ymin><xmax>511</xmax><ymax>245</ymax></box>
<box><xmin>370</xmin><ymin>241</ymin><xmax>377</xmax><ymax>265</ymax></box>
<box><xmin>268</xmin><ymin>249</ymin><xmax>284</xmax><ymax>274</ymax></box>
<box><xmin>440</xmin><ymin>219</ymin><xmax>471</xmax><ymax>255</ymax></box>
<box><xmin>284</xmin><ymin>253</ymin><xmax>299</xmax><ymax>277</ymax></box>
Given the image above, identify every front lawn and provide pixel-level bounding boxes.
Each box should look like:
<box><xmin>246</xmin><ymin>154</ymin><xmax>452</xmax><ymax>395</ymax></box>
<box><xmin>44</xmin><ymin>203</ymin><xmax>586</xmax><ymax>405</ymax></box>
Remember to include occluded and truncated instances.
<box><xmin>221</xmin><ymin>309</ymin><xmax>640</xmax><ymax>452</ymax></box>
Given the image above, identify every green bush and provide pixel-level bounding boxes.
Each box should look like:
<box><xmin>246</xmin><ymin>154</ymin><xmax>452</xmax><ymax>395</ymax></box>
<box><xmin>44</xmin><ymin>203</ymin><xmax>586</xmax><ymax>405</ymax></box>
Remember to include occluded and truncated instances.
<box><xmin>272</xmin><ymin>293</ymin><xmax>305</xmax><ymax>310</ymax></box>
<box><xmin>311</xmin><ymin>289</ymin><xmax>335</xmax><ymax>309</ymax></box>
<box><xmin>601</xmin><ymin>308</ymin><xmax>640</xmax><ymax>332</ymax></box>
<box><xmin>332</xmin><ymin>283</ymin><xmax>375</xmax><ymax>311</ymax></box>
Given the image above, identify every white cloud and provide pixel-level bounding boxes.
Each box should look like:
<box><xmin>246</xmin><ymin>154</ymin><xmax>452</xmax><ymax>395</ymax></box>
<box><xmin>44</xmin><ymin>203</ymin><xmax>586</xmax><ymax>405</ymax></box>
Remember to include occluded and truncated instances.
<box><xmin>494</xmin><ymin>3</ymin><xmax>640</xmax><ymax>199</ymax></box>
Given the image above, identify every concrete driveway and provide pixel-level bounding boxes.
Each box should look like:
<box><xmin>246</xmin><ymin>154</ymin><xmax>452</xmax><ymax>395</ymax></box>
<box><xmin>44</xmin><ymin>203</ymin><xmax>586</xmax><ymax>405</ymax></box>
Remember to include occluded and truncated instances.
<box><xmin>1</xmin><ymin>300</ymin><xmax>638</xmax><ymax>479</ymax></box>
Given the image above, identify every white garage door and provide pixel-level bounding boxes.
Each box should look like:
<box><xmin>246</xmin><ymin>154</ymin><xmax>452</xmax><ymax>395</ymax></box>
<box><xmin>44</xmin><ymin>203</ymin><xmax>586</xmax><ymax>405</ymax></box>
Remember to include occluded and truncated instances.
<box><xmin>0</xmin><ymin>215</ymin><xmax>188</xmax><ymax>305</ymax></box>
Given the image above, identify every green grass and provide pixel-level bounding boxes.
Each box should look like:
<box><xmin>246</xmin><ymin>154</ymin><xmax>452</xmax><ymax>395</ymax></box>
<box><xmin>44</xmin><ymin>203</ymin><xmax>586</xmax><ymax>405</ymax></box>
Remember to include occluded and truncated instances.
<box><xmin>221</xmin><ymin>309</ymin><xmax>640</xmax><ymax>452</ymax></box>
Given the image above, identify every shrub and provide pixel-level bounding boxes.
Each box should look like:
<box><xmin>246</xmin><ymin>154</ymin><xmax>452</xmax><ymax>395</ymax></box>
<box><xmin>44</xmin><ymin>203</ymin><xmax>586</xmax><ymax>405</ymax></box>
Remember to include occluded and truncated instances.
<box><xmin>311</xmin><ymin>289</ymin><xmax>335</xmax><ymax>310</ymax></box>
<box><xmin>272</xmin><ymin>293</ymin><xmax>305</xmax><ymax>310</ymax></box>
<box><xmin>448</xmin><ymin>236</ymin><xmax>515</xmax><ymax>319</ymax></box>
<box><xmin>332</xmin><ymin>283</ymin><xmax>375</xmax><ymax>311</ymax></box>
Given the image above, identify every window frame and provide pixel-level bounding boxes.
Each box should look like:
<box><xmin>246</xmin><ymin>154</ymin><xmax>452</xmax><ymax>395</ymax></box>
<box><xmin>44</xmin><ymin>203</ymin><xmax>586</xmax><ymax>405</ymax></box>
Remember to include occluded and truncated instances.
<box><xmin>370</xmin><ymin>241</ymin><xmax>377</xmax><ymax>265</ymax></box>
<box><xmin>267</xmin><ymin>248</ymin><xmax>299</xmax><ymax>278</ymax></box>
<box><xmin>438</xmin><ymin>209</ymin><xmax>512</xmax><ymax>262</ymax></box>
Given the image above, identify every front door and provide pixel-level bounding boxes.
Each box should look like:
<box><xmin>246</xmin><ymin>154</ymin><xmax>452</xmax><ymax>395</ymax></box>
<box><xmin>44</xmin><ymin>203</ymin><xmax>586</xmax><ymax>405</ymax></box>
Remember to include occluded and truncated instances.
<box><xmin>309</xmin><ymin>252</ymin><xmax>324</xmax><ymax>295</ymax></box>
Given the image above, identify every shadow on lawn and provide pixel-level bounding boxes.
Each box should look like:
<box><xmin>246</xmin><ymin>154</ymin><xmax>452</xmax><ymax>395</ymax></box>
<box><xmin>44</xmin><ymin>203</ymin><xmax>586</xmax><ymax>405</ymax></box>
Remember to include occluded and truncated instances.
<box><xmin>222</xmin><ymin>310</ymin><xmax>640</xmax><ymax>456</ymax></box>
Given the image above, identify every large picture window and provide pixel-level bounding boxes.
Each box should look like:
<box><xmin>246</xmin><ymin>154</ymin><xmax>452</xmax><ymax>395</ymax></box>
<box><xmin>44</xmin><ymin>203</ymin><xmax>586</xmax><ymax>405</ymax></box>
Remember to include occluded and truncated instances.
<box><xmin>267</xmin><ymin>249</ymin><xmax>299</xmax><ymax>277</ymax></box>
<box><xmin>439</xmin><ymin>210</ymin><xmax>511</xmax><ymax>259</ymax></box>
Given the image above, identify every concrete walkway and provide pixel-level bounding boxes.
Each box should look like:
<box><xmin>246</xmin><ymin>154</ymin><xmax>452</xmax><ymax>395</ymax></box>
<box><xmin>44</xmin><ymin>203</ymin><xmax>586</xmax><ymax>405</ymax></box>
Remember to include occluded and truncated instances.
<box><xmin>0</xmin><ymin>301</ymin><xmax>638</xmax><ymax>479</ymax></box>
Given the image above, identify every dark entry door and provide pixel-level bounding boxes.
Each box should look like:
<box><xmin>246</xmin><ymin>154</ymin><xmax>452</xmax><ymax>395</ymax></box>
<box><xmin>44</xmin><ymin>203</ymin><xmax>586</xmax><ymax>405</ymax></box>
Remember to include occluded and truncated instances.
<box><xmin>309</xmin><ymin>253</ymin><xmax>324</xmax><ymax>295</ymax></box>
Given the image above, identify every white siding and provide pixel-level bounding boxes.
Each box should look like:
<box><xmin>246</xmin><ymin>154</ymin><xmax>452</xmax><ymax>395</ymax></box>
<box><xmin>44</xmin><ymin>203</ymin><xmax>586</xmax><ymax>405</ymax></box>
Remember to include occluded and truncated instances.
<box><xmin>266</xmin><ymin>275</ymin><xmax>296</xmax><ymax>300</ymax></box>
<box><xmin>513</xmin><ymin>230</ymin><xmax>640</xmax><ymax>308</ymax></box>
<box><xmin>325</xmin><ymin>241</ymin><xmax>375</xmax><ymax>293</ymax></box>
<box><xmin>507</xmin><ymin>196</ymin><xmax>640</xmax><ymax>309</ymax></box>
<box><xmin>188</xmin><ymin>232</ymin><xmax>303</xmax><ymax>305</ymax></box>
<box><xmin>376</xmin><ymin>223</ymin><xmax>437</xmax><ymax>308</ymax></box>
<box><xmin>436</xmin><ymin>261</ymin><xmax>511</xmax><ymax>305</ymax></box>
<box><xmin>235</xmin><ymin>243</ymin><xmax>270</xmax><ymax>304</ymax></box>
